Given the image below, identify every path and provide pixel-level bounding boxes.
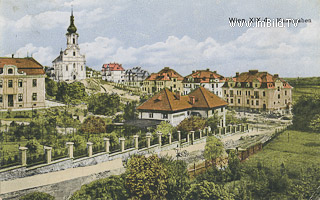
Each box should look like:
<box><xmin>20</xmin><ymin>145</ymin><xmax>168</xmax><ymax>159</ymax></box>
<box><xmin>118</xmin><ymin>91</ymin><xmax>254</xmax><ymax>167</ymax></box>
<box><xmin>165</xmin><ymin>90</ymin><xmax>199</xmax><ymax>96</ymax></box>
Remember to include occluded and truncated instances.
<box><xmin>0</xmin><ymin>158</ymin><xmax>123</xmax><ymax>195</ymax></box>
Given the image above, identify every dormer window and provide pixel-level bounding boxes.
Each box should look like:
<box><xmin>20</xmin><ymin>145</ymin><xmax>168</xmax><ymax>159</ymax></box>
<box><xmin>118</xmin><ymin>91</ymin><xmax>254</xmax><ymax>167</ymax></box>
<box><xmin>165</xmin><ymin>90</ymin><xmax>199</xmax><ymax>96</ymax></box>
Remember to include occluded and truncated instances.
<box><xmin>8</xmin><ymin>68</ymin><xmax>13</xmax><ymax>74</ymax></box>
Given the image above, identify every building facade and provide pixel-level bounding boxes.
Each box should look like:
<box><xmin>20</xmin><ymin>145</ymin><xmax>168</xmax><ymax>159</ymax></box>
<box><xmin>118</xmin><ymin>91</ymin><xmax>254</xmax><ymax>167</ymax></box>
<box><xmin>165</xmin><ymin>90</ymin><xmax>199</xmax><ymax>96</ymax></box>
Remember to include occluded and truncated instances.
<box><xmin>183</xmin><ymin>69</ymin><xmax>226</xmax><ymax>97</ymax></box>
<box><xmin>0</xmin><ymin>57</ymin><xmax>45</xmax><ymax>109</ymax></box>
<box><xmin>137</xmin><ymin>87</ymin><xmax>227</xmax><ymax>126</ymax></box>
<box><xmin>142</xmin><ymin>67</ymin><xmax>184</xmax><ymax>94</ymax></box>
<box><xmin>101</xmin><ymin>63</ymin><xmax>125</xmax><ymax>83</ymax></box>
<box><xmin>222</xmin><ymin>70</ymin><xmax>292</xmax><ymax>114</ymax></box>
<box><xmin>123</xmin><ymin>66</ymin><xmax>149</xmax><ymax>87</ymax></box>
<box><xmin>52</xmin><ymin>11</ymin><xmax>86</xmax><ymax>81</ymax></box>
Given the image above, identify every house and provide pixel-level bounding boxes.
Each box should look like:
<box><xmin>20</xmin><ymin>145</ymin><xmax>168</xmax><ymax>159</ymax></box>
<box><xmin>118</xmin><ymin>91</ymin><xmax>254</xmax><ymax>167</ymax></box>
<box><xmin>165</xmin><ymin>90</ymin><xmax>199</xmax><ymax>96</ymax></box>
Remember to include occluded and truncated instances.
<box><xmin>142</xmin><ymin>67</ymin><xmax>184</xmax><ymax>94</ymax></box>
<box><xmin>0</xmin><ymin>57</ymin><xmax>45</xmax><ymax>109</ymax></box>
<box><xmin>183</xmin><ymin>69</ymin><xmax>226</xmax><ymax>97</ymax></box>
<box><xmin>222</xmin><ymin>70</ymin><xmax>293</xmax><ymax>114</ymax></box>
<box><xmin>137</xmin><ymin>86</ymin><xmax>228</xmax><ymax>126</ymax></box>
<box><xmin>101</xmin><ymin>63</ymin><xmax>125</xmax><ymax>83</ymax></box>
<box><xmin>52</xmin><ymin>10</ymin><xmax>86</xmax><ymax>81</ymax></box>
<box><xmin>123</xmin><ymin>66</ymin><xmax>150</xmax><ymax>88</ymax></box>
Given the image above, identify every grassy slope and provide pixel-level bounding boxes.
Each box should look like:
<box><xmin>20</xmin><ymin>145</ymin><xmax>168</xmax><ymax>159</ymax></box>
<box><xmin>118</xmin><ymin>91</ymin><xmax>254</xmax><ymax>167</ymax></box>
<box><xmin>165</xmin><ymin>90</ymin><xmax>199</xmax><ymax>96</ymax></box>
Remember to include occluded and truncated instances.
<box><xmin>242</xmin><ymin>130</ymin><xmax>320</xmax><ymax>174</ymax></box>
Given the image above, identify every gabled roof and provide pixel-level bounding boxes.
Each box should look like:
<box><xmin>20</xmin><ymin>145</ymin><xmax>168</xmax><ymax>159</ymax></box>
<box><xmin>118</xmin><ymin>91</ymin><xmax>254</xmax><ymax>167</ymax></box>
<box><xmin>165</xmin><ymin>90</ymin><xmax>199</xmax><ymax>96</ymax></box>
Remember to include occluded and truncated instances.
<box><xmin>222</xmin><ymin>70</ymin><xmax>292</xmax><ymax>89</ymax></box>
<box><xmin>102</xmin><ymin>63</ymin><xmax>125</xmax><ymax>71</ymax></box>
<box><xmin>189</xmin><ymin>87</ymin><xmax>228</xmax><ymax>108</ymax></box>
<box><xmin>145</xmin><ymin>67</ymin><xmax>184</xmax><ymax>81</ymax></box>
<box><xmin>137</xmin><ymin>87</ymin><xmax>228</xmax><ymax>112</ymax></box>
<box><xmin>0</xmin><ymin>57</ymin><xmax>45</xmax><ymax>75</ymax></box>
<box><xmin>183</xmin><ymin>69</ymin><xmax>226</xmax><ymax>83</ymax></box>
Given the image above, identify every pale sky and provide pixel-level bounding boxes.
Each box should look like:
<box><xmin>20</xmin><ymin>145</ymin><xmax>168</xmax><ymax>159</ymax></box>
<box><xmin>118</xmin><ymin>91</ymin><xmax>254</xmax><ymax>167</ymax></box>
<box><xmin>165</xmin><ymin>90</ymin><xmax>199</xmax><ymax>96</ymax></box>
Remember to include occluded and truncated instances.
<box><xmin>0</xmin><ymin>0</ymin><xmax>319</xmax><ymax>77</ymax></box>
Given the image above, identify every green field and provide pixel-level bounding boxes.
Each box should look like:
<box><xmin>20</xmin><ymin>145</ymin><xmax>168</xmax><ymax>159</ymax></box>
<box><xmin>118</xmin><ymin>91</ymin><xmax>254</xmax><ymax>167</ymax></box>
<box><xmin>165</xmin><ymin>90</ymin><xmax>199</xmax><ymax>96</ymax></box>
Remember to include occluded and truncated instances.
<box><xmin>292</xmin><ymin>85</ymin><xmax>320</xmax><ymax>103</ymax></box>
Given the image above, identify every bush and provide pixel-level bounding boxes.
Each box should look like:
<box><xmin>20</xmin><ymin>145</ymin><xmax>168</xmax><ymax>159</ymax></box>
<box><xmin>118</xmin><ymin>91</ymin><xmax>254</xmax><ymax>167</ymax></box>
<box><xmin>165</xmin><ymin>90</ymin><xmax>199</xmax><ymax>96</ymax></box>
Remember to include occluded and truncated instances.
<box><xmin>20</xmin><ymin>191</ymin><xmax>54</xmax><ymax>200</ymax></box>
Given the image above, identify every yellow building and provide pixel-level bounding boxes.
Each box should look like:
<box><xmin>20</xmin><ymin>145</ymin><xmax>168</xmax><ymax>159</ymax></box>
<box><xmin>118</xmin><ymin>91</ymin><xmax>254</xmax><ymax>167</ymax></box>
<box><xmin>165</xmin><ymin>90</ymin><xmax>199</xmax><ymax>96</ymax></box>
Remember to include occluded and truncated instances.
<box><xmin>222</xmin><ymin>70</ymin><xmax>292</xmax><ymax>114</ymax></box>
<box><xmin>0</xmin><ymin>57</ymin><xmax>45</xmax><ymax>109</ymax></box>
<box><xmin>142</xmin><ymin>67</ymin><xmax>184</xmax><ymax>94</ymax></box>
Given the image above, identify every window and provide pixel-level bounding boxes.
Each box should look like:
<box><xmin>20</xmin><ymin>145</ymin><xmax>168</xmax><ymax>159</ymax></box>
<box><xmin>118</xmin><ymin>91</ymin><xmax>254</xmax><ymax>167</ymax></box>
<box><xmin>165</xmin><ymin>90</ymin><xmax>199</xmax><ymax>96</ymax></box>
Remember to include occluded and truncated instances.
<box><xmin>236</xmin><ymin>90</ymin><xmax>239</xmax><ymax>95</ymax></box>
<box><xmin>285</xmin><ymin>91</ymin><xmax>287</xmax><ymax>95</ymax></box>
<box><xmin>254</xmin><ymin>91</ymin><xmax>259</xmax><ymax>98</ymax></box>
<box><xmin>285</xmin><ymin>99</ymin><xmax>287</xmax><ymax>104</ymax></box>
<box><xmin>18</xmin><ymin>80</ymin><xmax>23</xmax><ymax>87</ymax></box>
<box><xmin>252</xmin><ymin>100</ymin><xmax>254</xmax><ymax>105</ymax></box>
<box><xmin>248</xmin><ymin>91</ymin><xmax>251</xmax><ymax>96</ymax></box>
<box><xmin>8</xmin><ymin>68</ymin><xmax>13</xmax><ymax>74</ymax></box>
<box><xmin>73</xmin><ymin>51</ymin><xmax>76</xmax><ymax>56</ymax></box>
<box><xmin>66</xmin><ymin>65</ymin><xmax>68</xmax><ymax>71</ymax></box>
<box><xmin>277</xmin><ymin>87</ymin><xmax>280</xmax><ymax>91</ymax></box>
<box><xmin>256</xmin><ymin>100</ymin><xmax>259</xmax><ymax>106</ymax></box>
<box><xmin>8</xmin><ymin>80</ymin><xmax>13</xmax><ymax>88</ymax></box>
<box><xmin>81</xmin><ymin>66</ymin><xmax>83</xmax><ymax>71</ymax></box>
<box><xmin>216</xmin><ymin>83</ymin><xmax>218</xmax><ymax>88</ymax></box>
<box><xmin>73</xmin><ymin>63</ymin><xmax>76</xmax><ymax>69</ymax></box>
<box><xmin>230</xmin><ymin>90</ymin><xmax>234</xmax><ymax>97</ymax></box>
<box><xmin>0</xmin><ymin>95</ymin><xmax>2</xmax><ymax>103</ymax></box>
<box><xmin>278</xmin><ymin>94</ymin><xmax>280</xmax><ymax>99</ymax></box>
<box><xmin>227</xmin><ymin>99</ymin><xmax>229</xmax><ymax>103</ymax></box>
<box><xmin>247</xmin><ymin>99</ymin><xmax>249</xmax><ymax>104</ymax></box>
<box><xmin>221</xmin><ymin>108</ymin><xmax>223</xmax><ymax>112</ymax></box>
<box><xmin>149</xmin><ymin>113</ymin><xmax>153</xmax><ymax>118</ymax></box>
<box><xmin>32</xmin><ymin>93</ymin><xmax>37</xmax><ymax>101</ymax></box>
<box><xmin>263</xmin><ymin>91</ymin><xmax>265</xmax><ymax>97</ymax></box>
<box><xmin>173</xmin><ymin>84</ymin><xmax>176</xmax><ymax>88</ymax></box>
<box><xmin>73</xmin><ymin>38</ymin><xmax>75</xmax><ymax>44</ymax></box>
<box><xmin>18</xmin><ymin>94</ymin><xmax>23</xmax><ymax>102</ymax></box>
<box><xmin>212</xmin><ymin>84</ymin><xmax>214</xmax><ymax>88</ymax></box>
<box><xmin>239</xmin><ymin>91</ymin><xmax>242</xmax><ymax>95</ymax></box>
<box><xmin>238</xmin><ymin>99</ymin><xmax>240</xmax><ymax>104</ymax></box>
<box><xmin>230</xmin><ymin>99</ymin><xmax>234</xmax><ymax>104</ymax></box>
<box><xmin>246</xmin><ymin>91</ymin><xmax>248</xmax><ymax>96</ymax></box>
<box><xmin>0</xmin><ymin>80</ymin><xmax>2</xmax><ymax>88</ymax></box>
<box><xmin>224</xmin><ymin>90</ymin><xmax>226</xmax><ymax>94</ymax></box>
<box><xmin>162</xmin><ymin>113</ymin><xmax>168</xmax><ymax>119</ymax></box>
<box><xmin>32</xmin><ymin>79</ymin><xmax>37</xmax><ymax>87</ymax></box>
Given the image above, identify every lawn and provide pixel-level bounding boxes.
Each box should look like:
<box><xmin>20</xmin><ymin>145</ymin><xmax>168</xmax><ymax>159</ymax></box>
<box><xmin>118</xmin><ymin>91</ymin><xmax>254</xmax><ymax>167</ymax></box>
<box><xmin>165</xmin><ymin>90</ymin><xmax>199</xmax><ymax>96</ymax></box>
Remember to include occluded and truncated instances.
<box><xmin>242</xmin><ymin>130</ymin><xmax>320</xmax><ymax>176</ymax></box>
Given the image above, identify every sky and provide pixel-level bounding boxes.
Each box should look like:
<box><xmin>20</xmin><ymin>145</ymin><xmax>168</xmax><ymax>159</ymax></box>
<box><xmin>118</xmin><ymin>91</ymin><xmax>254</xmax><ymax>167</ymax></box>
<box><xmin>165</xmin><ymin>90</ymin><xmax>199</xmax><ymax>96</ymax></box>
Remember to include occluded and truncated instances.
<box><xmin>0</xmin><ymin>0</ymin><xmax>319</xmax><ymax>77</ymax></box>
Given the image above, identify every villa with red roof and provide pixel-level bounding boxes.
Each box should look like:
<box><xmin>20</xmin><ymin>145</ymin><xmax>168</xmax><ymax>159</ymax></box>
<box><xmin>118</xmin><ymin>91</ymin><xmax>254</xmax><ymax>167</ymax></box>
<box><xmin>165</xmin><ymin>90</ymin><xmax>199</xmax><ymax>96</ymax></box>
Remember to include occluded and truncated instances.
<box><xmin>142</xmin><ymin>67</ymin><xmax>184</xmax><ymax>94</ymax></box>
<box><xmin>137</xmin><ymin>86</ymin><xmax>228</xmax><ymax>126</ymax></box>
<box><xmin>0</xmin><ymin>57</ymin><xmax>45</xmax><ymax>109</ymax></box>
<box><xmin>183</xmin><ymin>69</ymin><xmax>226</xmax><ymax>97</ymax></box>
<box><xmin>101</xmin><ymin>63</ymin><xmax>125</xmax><ymax>83</ymax></box>
<box><xmin>222</xmin><ymin>70</ymin><xmax>292</xmax><ymax>114</ymax></box>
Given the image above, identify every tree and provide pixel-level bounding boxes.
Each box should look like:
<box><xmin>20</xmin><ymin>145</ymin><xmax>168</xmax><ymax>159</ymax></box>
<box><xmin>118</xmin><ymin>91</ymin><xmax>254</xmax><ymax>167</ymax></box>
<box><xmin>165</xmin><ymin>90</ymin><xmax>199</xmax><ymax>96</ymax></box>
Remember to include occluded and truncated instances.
<box><xmin>206</xmin><ymin>115</ymin><xmax>221</xmax><ymax>131</ymax></box>
<box><xmin>126</xmin><ymin>155</ymin><xmax>168</xmax><ymax>200</ymax></box>
<box><xmin>26</xmin><ymin>139</ymin><xmax>42</xmax><ymax>154</ymax></box>
<box><xmin>177</xmin><ymin>116</ymin><xmax>206</xmax><ymax>133</ymax></box>
<box><xmin>80</xmin><ymin>116</ymin><xmax>107</xmax><ymax>141</ymax></box>
<box><xmin>70</xmin><ymin>175</ymin><xmax>128</xmax><ymax>200</ymax></box>
<box><xmin>45</xmin><ymin>78</ymin><xmax>58</xmax><ymax>97</ymax></box>
<box><xmin>123</xmin><ymin>101</ymin><xmax>138</xmax><ymax>121</ymax></box>
<box><xmin>20</xmin><ymin>192</ymin><xmax>55</xmax><ymax>200</ymax></box>
<box><xmin>204</xmin><ymin>136</ymin><xmax>224</xmax><ymax>166</ymax></box>
<box><xmin>185</xmin><ymin>180</ymin><xmax>234</xmax><ymax>200</ymax></box>
<box><xmin>227</xmin><ymin>149</ymin><xmax>241</xmax><ymax>180</ymax></box>
<box><xmin>88</xmin><ymin>93</ymin><xmax>122</xmax><ymax>116</ymax></box>
<box><xmin>309</xmin><ymin>114</ymin><xmax>320</xmax><ymax>133</ymax></box>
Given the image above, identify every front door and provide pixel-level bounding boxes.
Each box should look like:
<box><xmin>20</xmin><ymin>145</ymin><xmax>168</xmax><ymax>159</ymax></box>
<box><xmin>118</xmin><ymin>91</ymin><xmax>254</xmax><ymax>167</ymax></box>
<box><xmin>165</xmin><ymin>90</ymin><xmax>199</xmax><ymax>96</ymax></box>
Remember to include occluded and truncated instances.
<box><xmin>263</xmin><ymin>104</ymin><xmax>266</xmax><ymax>111</ymax></box>
<box><xmin>8</xmin><ymin>95</ymin><xmax>14</xmax><ymax>107</ymax></box>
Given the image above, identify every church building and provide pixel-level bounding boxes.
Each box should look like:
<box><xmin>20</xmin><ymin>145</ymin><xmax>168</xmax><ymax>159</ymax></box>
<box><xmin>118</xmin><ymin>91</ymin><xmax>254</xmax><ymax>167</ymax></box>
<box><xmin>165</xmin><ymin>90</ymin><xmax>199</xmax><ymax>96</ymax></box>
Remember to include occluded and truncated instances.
<box><xmin>52</xmin><ymin>10</ymin><xmax>86</xmax><ymax>81</ymax></box>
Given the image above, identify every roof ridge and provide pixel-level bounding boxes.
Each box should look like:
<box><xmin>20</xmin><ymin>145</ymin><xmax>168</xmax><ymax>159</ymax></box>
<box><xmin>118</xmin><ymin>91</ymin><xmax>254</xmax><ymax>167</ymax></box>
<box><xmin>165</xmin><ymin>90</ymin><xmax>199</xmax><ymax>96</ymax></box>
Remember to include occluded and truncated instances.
<box><xmin>199</xmin><ymin>87</ymin><xmax>210</xmax><ymax>107</ymax></box>
<box><xmin>164</xmin><ymin>88</ymin><xmax>173</xmax><ymax>111</ymax></box>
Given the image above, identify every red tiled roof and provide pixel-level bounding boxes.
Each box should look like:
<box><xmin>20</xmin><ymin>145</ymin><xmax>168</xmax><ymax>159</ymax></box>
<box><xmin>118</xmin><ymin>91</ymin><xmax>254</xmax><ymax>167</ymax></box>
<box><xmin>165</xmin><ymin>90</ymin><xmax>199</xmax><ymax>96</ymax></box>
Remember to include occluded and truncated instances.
<box><xmin>183</xmin><ymin>70</ymin><xmax>225</xmax><ymax>83</ymax></box>
<box><xmin>223</xmin><ymin>70</ymin><xmax>292</xmax><ymax>89</ymax></box>
<box><xmin>145</xmin><ymin>67</ymin><xmax>184</xmax><ymax>81</ymax></box>
<box><xmin>137</xmin><ymin>87</ymin><xmax>227</xmax><ymax>112</ymax></box>
<box><xmin>102</xmin><ymin>63</ymin><xmax>125</xmax><ymax>71</ymax></box>
<box><xmin>0</xmin><ymin>57</ymin><xmax>45</xmax><ymax>75</ymax></box>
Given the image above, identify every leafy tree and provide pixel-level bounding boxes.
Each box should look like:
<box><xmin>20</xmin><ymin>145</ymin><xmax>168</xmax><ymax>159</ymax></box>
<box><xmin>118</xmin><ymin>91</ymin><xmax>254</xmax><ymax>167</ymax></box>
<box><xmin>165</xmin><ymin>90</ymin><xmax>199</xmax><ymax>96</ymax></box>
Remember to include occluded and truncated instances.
<box><xmin>26</xmin><ymin>139</ymin><xmax>42</xmax><ymax>154</ymax></box>
<box><xmin>80</xmin><ymin>116</ymin><xmax>107</xmax><ymax>141</ymax></box>
<box><xmin>45</xmin><ymin>78</ymin><xmax>58</xmax><ymax>97</ymax></box>
<box><xmin>309</xmin><ymin>114</ymin><xmax>320</xmax><ymax>133</ymax></box>
<box><xmin>206</xmin><ymin>115</ymin><xmax>221</xmax><ymax>131</ymax></box>
<box><xmin>227</xmin><ymin>149</ymin><xmax>241</xmax><ymax>180</ymax></box>
<box><xmin>226</xmin><ymin>110</ymin><xmax>240</xmax><ymax>125</ymax></box>
<box><xmin>56</xmin><ymin>81</ymin><xmax>88</xmax><ymax>104</ymax></box>
<box><xmin>123</xmin><ymin>101</ymin><xmax>138</xmax><ymax>121</ymax></box>
<box><xmin>88</xmin><ymin>93</ymin><xmax>122</xmax><ymax>116</ymax></box>
<box><xmin>177</xmin><ymin>116</ymin><xmax>206</xmax><ymax>133</ymax></box>
<box><xmin>204</xmin><ymin>136</ymin><xmax>224</xmax><ymax>166</ymax></box>
<box><xmin>20</xmin><ymin>192</ymin><xmax>55</xmax><ymax>200</ymax></box>
<box><xmin>126</xmin><ymin>155</ymin><xmax>168</xmax><ymax>200</ymax></box>
<box><xmin>70</xmin><ymin>175</ymin><xmax>128</xmax><ymax>200</ymax></box>
<box><xmin>185</xmin><ymin>180</ymin><xmax>234</xmax><ymax>200</ymax></box>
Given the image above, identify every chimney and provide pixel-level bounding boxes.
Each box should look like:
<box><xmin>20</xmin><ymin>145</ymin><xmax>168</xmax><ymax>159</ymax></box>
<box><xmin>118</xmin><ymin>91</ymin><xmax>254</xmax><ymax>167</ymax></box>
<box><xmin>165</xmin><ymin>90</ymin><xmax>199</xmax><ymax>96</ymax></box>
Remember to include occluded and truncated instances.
<box><xmin>175</xmin><ymin>91</ymin><xmax>180</xmax><ymax>100</ymax></box>
<box><xmin>236</xmin><ymin>72</ymin><xmax>239</xmax><ymax>77</ymax></box>
<box><xmin>189</xmin><ymin>96</ymin><xmax>195</xmax><ymax>105</ymax></box>
<box><xmin>12</xmin><ymin>54</ymin><xmax>14</xmax><ymax>58</ymax></box>
<box><xmin>274</xmin><ymin>74</ymin><xmax>279</xmax><ymax>78</ymax></box>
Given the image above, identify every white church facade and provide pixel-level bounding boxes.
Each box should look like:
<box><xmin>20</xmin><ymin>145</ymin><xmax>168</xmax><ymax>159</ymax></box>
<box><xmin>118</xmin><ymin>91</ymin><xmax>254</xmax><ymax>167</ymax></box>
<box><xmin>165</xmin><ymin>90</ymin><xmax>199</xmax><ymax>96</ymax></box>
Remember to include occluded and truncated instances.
<box><xmin>52</xmin><ymin>11</ymin><xmax>86</xmax><ymax>81</ymax></box>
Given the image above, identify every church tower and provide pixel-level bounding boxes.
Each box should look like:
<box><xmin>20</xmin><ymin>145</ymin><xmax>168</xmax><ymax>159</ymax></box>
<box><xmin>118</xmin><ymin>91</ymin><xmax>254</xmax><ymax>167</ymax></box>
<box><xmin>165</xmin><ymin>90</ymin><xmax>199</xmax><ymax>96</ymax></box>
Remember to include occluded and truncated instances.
<box><xmin>52</xmin><ymin>9</ymin><xmax>86</xmax><ymax>81</ymax></box>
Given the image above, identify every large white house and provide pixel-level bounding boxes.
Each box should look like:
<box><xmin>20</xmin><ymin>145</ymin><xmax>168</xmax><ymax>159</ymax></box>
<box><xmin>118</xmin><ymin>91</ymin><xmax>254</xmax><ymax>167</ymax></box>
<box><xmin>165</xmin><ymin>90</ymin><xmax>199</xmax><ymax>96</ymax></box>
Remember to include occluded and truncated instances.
<box><xmin>51</xmin><ymin>10</ymin><xmax>86</xmax><ymax>81</ymax></box>
<box><xmin>101</xmin><ymin>63</ymin><xmax>125</xmax><ymax>83</ymax></box>
<box><xmin>137</xmin><ymin>87</ymin><xmax>228</xmax><ymax>126</ymax></box>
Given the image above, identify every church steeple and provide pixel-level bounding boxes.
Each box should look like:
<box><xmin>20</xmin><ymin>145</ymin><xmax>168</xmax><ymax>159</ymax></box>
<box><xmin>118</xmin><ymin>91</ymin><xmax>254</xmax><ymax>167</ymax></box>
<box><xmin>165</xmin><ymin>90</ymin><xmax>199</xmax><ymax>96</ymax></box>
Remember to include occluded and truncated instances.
<box><xmin>67</xmin><ymin>8</ymin><xmax>77</xmax><ymax>34</ymax></box>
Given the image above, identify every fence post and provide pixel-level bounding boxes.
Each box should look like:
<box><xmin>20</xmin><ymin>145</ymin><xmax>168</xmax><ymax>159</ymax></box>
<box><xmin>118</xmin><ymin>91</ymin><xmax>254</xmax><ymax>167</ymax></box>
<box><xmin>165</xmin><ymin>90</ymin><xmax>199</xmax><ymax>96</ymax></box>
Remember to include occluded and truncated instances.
<box><xmin>44</xmin><ymin>146</ymin><xmax>52</xmax><ymax>164</ymax></box>
<box><xmin>191</xmin><ymin>131</ymin><xmax>195</xmax><ymax>142</ymax></box>
<box><xmin>66</xmin><ymin>142</ymin><xmax>74</xmax><ymax>158</ymax></box>
<box><xmin>177</xmin><ymin>131</ymin><xmax>181</xmax><ymax>142</ymax></box>
<box><xmin>157</xmin><ymin>132</ymin><xmax>162</xmax><ymax>146</ymax></box>
<box><xmin>133</xmin><ymin>135</ymin><xmax>139</xmax><ymax>149</ymax></box>
<box><xmin>168</xmin><ymin>133</ymin><xmax>172</xmax><ymax>144</ymax></box>
<box><xmin>219</xmin><ymin>127</ymin><xmax>222</xmax><ymax>135</ymax></box>
<box><xmin>103</xmin><ymin>138</ymin><xmax>110</xmax><ymax>153</ymax></box>
<box><xmin>119</xmin><ymin>137</ymin><xmax>125</xmax><ymax>152</ymax></box>
<box><xmin>187</xmin><ymin>132</ymin><xmax>190</xmax><ymax>144</ymax></box>
<box><xmin>87</xmin><ymin>142</ymin><xmax>93</xmax><ymax>157</ymax></box>
<box><xmin>146</xmin><ymin>132</ymin><xmax>152</xmax><ymax>148</ymax></box>
<box><xmin>199</xmin><ymin>129</ymin><xmax>202</xmax><ymax>138</ymax></box>
<box><xmin>19</xmin><ymin>147</ymin><xmax>28</xmax><ymax>166</ymax></box>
